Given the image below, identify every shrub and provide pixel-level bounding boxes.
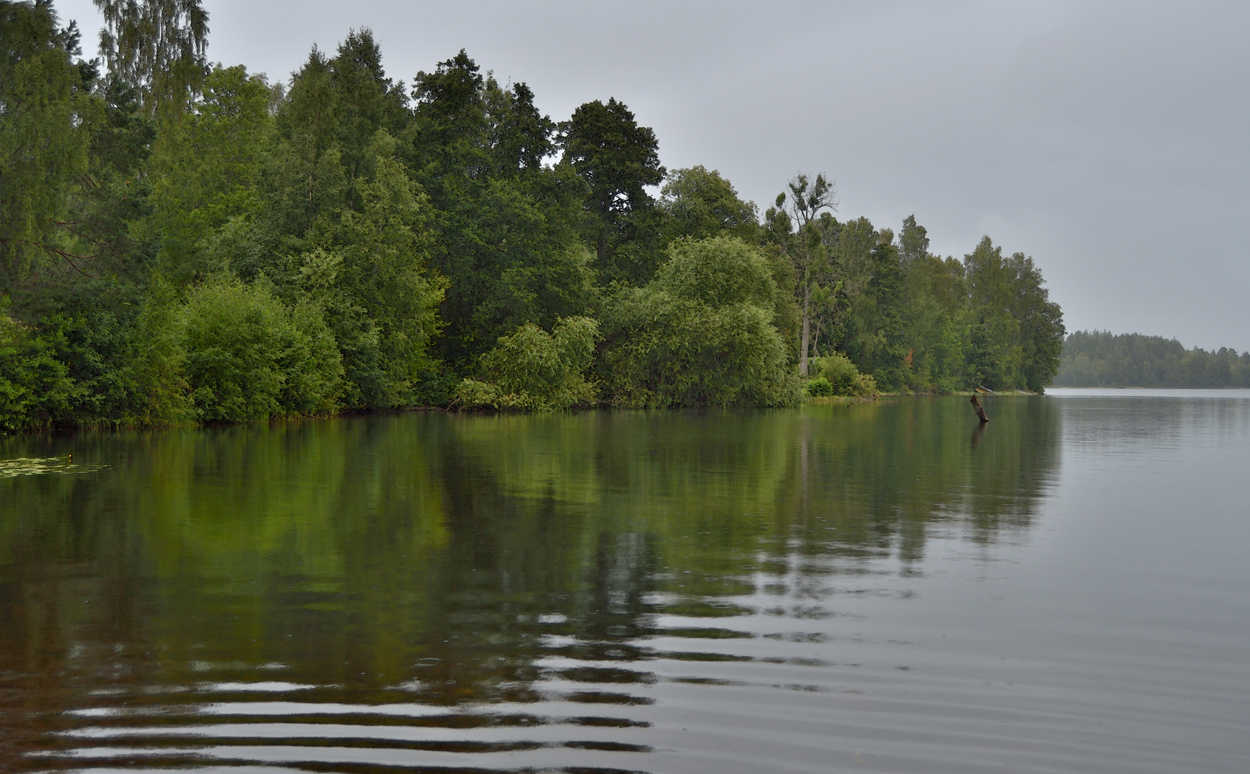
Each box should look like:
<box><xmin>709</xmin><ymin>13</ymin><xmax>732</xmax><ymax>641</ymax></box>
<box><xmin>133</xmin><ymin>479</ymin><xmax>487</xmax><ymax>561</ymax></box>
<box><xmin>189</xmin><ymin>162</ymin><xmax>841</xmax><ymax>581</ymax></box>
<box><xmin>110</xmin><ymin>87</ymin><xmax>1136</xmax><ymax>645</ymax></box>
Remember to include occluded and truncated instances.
<box><xmin>0</xmin><ymin>306</ymin><xmax>78</xmax><ymax>432</ymax></box>
<box><xmin>805</xmin><ymin>376</ymin><xmax>834</xmax><ymax>397</ymax></box>
<box><xmin>179</xmin><ymin>274</ymin><xmax>342</xmax><ymax>423</ymax></box>
<box><xmin>600</xmin><ymin>236</ymin><xmax>802</xmax><ymax>408</ymax></box>
<box><xmin>457</xmin><ymin>316</ymin><xmax>600</xmax><ymax>411</ymax></box>
<box><xmin>809</xmin><ymin>353</ymin><xmax>879</xmax><ymax>398</ymax></box>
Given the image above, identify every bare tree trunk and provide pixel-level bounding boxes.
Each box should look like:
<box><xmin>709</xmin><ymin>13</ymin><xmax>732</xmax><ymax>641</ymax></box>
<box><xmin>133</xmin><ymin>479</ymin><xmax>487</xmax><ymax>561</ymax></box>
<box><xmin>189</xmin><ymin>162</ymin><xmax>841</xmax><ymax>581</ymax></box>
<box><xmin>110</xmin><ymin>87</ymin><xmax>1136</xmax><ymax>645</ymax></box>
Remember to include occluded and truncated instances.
<box><xmin>970</xmin><ymin>394</ymin><xmax>989</xmax><ymax>423</ymax></box>
<box><xmin>799</xmin><ymin>277</ymin><xmax>812</xmax><ymax>377</ymax></box>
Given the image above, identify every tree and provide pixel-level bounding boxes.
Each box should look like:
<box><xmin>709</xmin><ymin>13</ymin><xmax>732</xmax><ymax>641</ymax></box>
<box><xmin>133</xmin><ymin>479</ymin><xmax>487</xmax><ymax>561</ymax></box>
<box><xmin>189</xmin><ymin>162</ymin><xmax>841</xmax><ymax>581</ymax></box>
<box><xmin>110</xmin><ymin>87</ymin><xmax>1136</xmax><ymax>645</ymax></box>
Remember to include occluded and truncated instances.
<box><xmin>559</xmin><ymin>98</ymin><xmax>665</xmax><ymax>282</ymax></box>
<box><xmin>1006</xmin><ymin>252</ymin><xmax>1065</xmax><ymax>392</ymax></box>
<box><xmin>600</xmin><ymin>236</ymin><xmax>800</xmax><ymax>407</ymax></box>
<box><xmin>300</xmin><ymin>155</ymin><xmax>448</xmax><ymax>408</ymax></box>
<box><xmin>962</xmin><ymin>236</ymin><xmax>1066</xmax><ymax>391</ymax></box>
<box><xmin>894</xmin><ymin>216</ymin><xmax>971</xmax><ymax>392</ymax></box>
<box><xmin>486</xmin><ymin>81</ymin><xmax>555</xmax><ymax>176</ymax></box>
<box><xmin>407</xmin><ymin>51</ymin><xmax>592</xmax><ymax>366</ymax></box>
<box><xmin>456</xmin><ymin>316</ymin><xmax>600</xmax><ymax>411</ymax></box>
<box><xmin>178</xmin><ymin>273</ymin><xmax>342</xmax><ymax>422</ymax></box>
<box><xmin>855</xmin><ymin>235</ymin><xmax>908</xmax><ymax>390</ymax></box>
<box><xmin>659</xmin><ymin>165</ymin><xmax>758</xmax><ymax>244</ymax></box>
<box><xmin>765</xmin><ymin>173</ymin><xmax>837</xmax><ymax>376</ymax></box>
<box><xmin>93</xmin><ymin>0</ymin><xmax>209</xmax><ymax>117</ymax></box>
<box><xmin>0</xmin><ymin>1</ymin><xmax>93</xmax><ymax>285</ymax></box>
<box><xmin>147</xmin><ymin>64</ymin><xmax>272</xmax><ymax>285</ymax></box>
<box><xmin>325</xmin><ymin>29</ymin><xmax>410</xmax><ymax>180</ymax></box>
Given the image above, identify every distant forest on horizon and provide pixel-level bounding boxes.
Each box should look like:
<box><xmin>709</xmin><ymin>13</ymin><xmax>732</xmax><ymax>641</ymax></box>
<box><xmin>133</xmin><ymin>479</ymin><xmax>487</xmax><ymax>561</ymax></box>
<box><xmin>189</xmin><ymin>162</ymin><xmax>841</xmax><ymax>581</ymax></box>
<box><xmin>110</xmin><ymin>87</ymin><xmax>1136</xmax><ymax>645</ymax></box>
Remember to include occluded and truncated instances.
<box><xmin>1055</xmin><ymin>331</ymin><xmax>1250</xmax><ymax>388</ymax></box>
<box><xmin>1</xmin><ymin>0</ymin><xmax>1066</xmax><ymax>431</ymax></box>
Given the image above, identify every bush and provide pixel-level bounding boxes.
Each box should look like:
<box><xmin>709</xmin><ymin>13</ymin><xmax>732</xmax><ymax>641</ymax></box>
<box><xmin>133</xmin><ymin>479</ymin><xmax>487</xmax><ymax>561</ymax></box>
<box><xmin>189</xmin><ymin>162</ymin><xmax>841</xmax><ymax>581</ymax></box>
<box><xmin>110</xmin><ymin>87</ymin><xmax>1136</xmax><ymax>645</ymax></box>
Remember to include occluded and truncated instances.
<box><xmin>600</xmin><ymin>236</ymin><xmax>802</xmax><ymax>408</ymax></box>
<box><xmin>0</xmin><ymin>306</ymin><xmax>78</xmax><ymax>432</ymax></box>
<box><xmin>805</xmin><ymin>376</ymin><xmax>834</xmax><ymax>397</ymax></box>
<box><xmin>809</xmin><ymin>353</ymin><xmax>879</xmax><ymax>398</ymax></box>
<box><xmin>456</xmin><ymin>316</ymin><xmax>600</xmax><ymax>411</ymax></box>
<box><xmin>179</xmin><ymin>274</ymin><xmax>342</xmax><ymax>423</ymax></box>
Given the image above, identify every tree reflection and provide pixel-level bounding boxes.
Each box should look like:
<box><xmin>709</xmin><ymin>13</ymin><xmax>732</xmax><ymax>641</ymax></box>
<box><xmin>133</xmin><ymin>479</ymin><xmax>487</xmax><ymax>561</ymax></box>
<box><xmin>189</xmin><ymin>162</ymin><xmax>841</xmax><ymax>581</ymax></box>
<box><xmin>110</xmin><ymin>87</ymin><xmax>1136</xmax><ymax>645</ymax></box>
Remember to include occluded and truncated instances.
<box><xmin>0</xmin><ymin>399</ymin><xmax>1059</xmax><ymax>765</ymax></box>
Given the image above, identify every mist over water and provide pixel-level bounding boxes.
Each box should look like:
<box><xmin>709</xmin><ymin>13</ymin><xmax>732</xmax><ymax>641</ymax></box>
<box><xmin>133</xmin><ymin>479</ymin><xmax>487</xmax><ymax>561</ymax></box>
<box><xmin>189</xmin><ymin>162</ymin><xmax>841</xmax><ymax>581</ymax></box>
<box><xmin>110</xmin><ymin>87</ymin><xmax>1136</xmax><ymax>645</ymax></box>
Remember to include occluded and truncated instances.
<box><xmin>2</xmin><ymin>394</ymin><xmax>1248</xmax><ymax>772</ymax></box>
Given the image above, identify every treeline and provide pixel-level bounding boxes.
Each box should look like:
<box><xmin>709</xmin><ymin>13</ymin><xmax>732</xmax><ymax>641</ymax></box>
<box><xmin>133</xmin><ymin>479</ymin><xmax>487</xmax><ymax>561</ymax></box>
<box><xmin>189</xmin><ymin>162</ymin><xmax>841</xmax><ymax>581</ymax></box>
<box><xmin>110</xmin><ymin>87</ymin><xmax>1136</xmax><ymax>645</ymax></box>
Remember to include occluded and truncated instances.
<box><xmin>1055</xmin><ymin>331</ymin><xmax>1250</xmax><ymax>388</ymax></box>
<box><xmin>0</xmin><ymin>0</ymin><xmax>1065</xmax><ymax>430</ymax></box>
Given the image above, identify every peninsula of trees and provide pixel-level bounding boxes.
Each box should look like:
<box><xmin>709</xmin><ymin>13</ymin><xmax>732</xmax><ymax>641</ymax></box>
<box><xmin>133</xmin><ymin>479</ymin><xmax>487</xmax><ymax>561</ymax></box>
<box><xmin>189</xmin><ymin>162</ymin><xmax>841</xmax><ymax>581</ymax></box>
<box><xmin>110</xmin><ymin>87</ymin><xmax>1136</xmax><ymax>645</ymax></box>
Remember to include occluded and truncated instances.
<box><xmin>1055</xmin><ymin>332</ymin><xmax>1250</xmax><ymax>388</ymax></box>
<box><xmin>0</xmin><ymin>0</ymin><xmax>1066</xmax><ymax>431</ymax></box>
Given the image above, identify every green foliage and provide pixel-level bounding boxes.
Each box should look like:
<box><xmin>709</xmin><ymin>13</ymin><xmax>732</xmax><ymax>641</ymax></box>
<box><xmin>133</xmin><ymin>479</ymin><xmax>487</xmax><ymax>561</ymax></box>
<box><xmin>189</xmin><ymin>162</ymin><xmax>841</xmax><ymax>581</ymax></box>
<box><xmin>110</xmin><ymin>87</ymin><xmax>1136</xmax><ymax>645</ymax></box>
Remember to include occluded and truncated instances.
<box><xmin>178</xmin><ymin>274</ymin><xmax>342</xmax><ymax>423</ymax></box>
<box><xmin>124</xmin><ymin>275</ymin><xmax>191</xmax><ymax>424</ymax></box>
<box><xmin>764</xmin><ymin>173</ymin><xmax>838</xmax><ymax>376</ymax></box>
<box><xmin>601</xmin><ymin>236</ymin><xmax>801</xmax><ymax>408</ymax></box>
<box><xmin>93</xmin><ymin>0</ymin><xmax>209</xmax><ymax>117</ymax></box>
<box><xmin>962</xmin><ymin>237</ymin><xmax>1063</xmax><ymax>392</ymax></box>
<box><xmin>0</xmin><ymin>303</ymin><xmax>78</xmax><ymax>431</ymax></box>
<box><xmin>805</xmin><ymin>376</ymin><xmax>834</xmax><ymax>397</ymax></box>
<box><xmin>308</xmin><ymin>154</ymin><xmax>447</xmax><ymax>408</ymax></box>
<box><xmin>0</xmin><ymin>1</ymin><xmax>92</xmax><ymax>284</ymax></box>
<box><xmin>0</xmin><ymin>24</ymin><xmax>1071</xmax><ymax>431</ymax></box>
<box><xmin>660</xmin><ymin>165</ymin><xmax>759</xmax><ymax>244</ymax></box>
<box><xmin>1055</xmin><ymin>331</ymin><xmax>1250</xmax><ymax>388</ymax></box>
<box><xmin>559</xmin><ymin>97</ymin><xmax>665</xmax><ymax>283</ymax></box>
<box><xmin>457</xmin><ymin>316</ymin><xmax>600</xmax><ymax>411</ymax></box>
<box><xmin>404</xmin><ymin>51</ymin><xmax>593</xmax><ymax>365</ymax></box>
<box><xmin>148</xmin><ymin>64</ymin><xmax>271</xmax><ymax>285</ymax></box>
<box><xmin>808</xmin><ymin>353</ymin><xmax>879</xmax><ymax>398</ymax></box>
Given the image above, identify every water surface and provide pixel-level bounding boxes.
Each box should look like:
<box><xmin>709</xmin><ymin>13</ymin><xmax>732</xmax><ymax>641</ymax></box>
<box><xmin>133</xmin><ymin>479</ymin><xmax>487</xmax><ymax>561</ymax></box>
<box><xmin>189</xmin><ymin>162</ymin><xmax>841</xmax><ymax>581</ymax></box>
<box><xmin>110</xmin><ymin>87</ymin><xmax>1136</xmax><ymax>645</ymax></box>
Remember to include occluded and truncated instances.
<box><xmin>2</xmin><ymin>394</ymin><xmax>1248</xmax><ymax>772</ymax></box>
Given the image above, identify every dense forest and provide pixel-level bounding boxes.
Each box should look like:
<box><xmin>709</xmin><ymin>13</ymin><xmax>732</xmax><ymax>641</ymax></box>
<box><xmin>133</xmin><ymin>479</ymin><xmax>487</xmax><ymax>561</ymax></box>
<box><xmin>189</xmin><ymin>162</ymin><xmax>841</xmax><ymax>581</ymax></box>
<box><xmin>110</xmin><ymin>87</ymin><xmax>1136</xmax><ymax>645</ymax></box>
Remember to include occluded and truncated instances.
<box><xmin>0</xmin><ymin>0</ymin><xmax>1066</xmax><ymax>431</ymax></box>
<box><xmin>1055</xmin><ymin>331</ymin><xmax>1250</xmax><ymax>388</ymax></box>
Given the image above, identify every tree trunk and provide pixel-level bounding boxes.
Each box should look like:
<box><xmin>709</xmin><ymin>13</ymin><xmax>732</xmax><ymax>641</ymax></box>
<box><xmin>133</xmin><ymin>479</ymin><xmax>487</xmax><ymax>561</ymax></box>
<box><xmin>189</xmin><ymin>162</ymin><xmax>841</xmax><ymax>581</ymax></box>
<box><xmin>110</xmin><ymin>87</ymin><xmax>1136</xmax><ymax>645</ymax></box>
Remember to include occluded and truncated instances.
<box><xmin>799</xmin><ymin>280</ymin><xmax>812</xmax><ymax>377</ymax></box>
<box><xmin>970</xmin><ymin>394</ymin><xmax>989</xmax><ymax>423</ymax></box>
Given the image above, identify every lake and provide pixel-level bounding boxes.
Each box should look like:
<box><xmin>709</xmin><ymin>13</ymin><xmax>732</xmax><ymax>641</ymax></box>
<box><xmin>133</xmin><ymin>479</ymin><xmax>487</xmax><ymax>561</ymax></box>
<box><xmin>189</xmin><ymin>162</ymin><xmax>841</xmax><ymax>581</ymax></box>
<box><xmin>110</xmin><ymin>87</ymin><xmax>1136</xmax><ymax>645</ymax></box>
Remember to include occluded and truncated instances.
<box><xmin>2</xmin><ymin>391</ymin><xmax>1249</xmax><ymax>773</ymax></box>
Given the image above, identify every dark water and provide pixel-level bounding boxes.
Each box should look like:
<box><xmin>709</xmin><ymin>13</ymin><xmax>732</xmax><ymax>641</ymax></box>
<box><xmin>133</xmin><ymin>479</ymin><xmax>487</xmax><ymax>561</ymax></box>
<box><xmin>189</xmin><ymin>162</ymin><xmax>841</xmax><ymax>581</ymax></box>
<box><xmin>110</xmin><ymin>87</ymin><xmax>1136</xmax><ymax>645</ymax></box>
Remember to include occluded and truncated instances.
<box><xmin>2</xmin><ymin>393</ymin><xmax>1249</xmax><ymax>773</ymax></box>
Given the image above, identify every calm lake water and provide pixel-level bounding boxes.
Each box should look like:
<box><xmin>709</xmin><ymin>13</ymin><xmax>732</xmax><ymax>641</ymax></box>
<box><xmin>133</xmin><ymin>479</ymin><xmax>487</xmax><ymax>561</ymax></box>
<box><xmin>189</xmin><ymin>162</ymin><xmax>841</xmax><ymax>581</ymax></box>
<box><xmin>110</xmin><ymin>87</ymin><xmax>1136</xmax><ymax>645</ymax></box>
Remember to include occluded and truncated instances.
<box><xmin>2</xmin><ymin>391</ymin><xmax>1249</xmax><ymax>773</ymax></box>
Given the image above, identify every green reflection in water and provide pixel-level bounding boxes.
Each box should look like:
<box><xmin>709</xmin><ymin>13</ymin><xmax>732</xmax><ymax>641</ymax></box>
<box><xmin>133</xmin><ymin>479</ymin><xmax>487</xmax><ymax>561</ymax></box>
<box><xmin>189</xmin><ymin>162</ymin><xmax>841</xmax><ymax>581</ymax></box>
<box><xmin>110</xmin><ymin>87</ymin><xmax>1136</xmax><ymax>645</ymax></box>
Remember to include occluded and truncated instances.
<box><xmin>0</xmin><ymin>398</ymin><xmax>1058</xmax><ymax>763</ymax></box>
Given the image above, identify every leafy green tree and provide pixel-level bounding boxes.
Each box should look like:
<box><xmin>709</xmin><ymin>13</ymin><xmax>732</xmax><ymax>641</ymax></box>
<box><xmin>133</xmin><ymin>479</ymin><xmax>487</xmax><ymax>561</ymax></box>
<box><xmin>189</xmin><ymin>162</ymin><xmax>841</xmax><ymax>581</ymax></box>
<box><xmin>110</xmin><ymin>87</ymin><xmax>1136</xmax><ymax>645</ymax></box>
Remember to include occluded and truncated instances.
<box><xmin>0</xmin><ymin>299</ymin><xmax>78</xmax><ymax>431</ymax></box>
<box><xmin>93</xmin><ymin>0</ymin><xmax>209</xmax><ymax>117</ymax></box>
<box><xmin>407</xmin><ymin>51</ymin><xmax>592</xmax><ymax>365</ymax></box>
<box><xmin>807</xmin><ymin>352</ymin><xmax>878</xmax><ymax>397</ymax></box>
<box><xmin>659</xmin><ymin>165</ymin><xmax>759</xmax><ymax>244</ymax></box>
<box><xmin>559</xmin><ymin>98</ymin><xmax>665</xmax><ymax>283</ymax></box>
<box><xmin>895</xmin><ymin>215</ymin><xmax>946</xmax><ymax>390</ymax></box>
<box><xmin>964</xmin><ymin>236</ymin><xmax>1022</xmax><ymax>389</ymax></box>
<box><xmin>324</xmin><ymin>29</ymin><xmax>410</xmax><ymax>179</ymax></box>
<box><xmin>61</xmin><ymin>80</ymin><xmax>156</xmax><ymax>283</ymax></box>
<box><xmin>486</xmin><ymin>81</ymin><xmax>555</xmax><ymax>175</ymax></box>
<box><xmin>122</xmin><ymin>274</ymin><xmax>190</xmax><ymax>424</ymax></box>
<box><xmin>764</xmin><ymin>173</ymin><xmax>837</xmax><ymax>376</ymax></box>
<box><xmin>852</xmin><ymin>235</ymin><xmax>908</xmax><ymax>390</ymax></box>
<box><xmin>457</xmin><ymin>316</ymin><xmax>600</xmax><ymax>411</ymax></box>
<box><xmin>179</xmin><ymin>274</ymin><xmax>342</xmax><ymax>423</ymax></box>
<box><xmin>1007</xmin><ymin>252</ymin><xmax>1064</xmax><ymax>392</ymax></box>
<box><xmin>601</xmin><ymin>236</ymin><xmax>800</xmax><ymax>407</ymax></box>
<box><xmin>147</xmin><ymin>64</ymin><xmax>272</xmax><ymax>285</ymax></box>
<box><xmin>300</xmin><ymin>154</ymin><xmax>448</xmax><ymax>408</ymax></box>
<box><xmin>0</xmin><ymin>1</ymin><xmax>93</xmax><ymax>285</ymax></box>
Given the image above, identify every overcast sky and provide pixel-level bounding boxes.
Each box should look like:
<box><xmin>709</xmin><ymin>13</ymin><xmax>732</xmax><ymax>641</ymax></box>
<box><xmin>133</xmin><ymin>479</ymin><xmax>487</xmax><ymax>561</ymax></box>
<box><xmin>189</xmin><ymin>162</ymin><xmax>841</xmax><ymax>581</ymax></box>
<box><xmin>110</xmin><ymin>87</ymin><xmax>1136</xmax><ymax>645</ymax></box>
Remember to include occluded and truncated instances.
<box><xmin>55</xmin><ymin>0</ymin><xmax>1250</xmax><ymax>351</ymax></box>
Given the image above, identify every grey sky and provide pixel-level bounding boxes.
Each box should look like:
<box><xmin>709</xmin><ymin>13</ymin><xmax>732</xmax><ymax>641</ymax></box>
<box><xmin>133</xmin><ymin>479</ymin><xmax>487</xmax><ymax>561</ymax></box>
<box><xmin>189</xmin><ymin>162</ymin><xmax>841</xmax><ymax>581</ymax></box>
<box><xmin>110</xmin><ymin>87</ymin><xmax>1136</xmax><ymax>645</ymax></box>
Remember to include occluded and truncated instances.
<box><xmin>56</xmin><ymin>0</ymin><xmax>1250</xmax><ymax>351</ymax></box>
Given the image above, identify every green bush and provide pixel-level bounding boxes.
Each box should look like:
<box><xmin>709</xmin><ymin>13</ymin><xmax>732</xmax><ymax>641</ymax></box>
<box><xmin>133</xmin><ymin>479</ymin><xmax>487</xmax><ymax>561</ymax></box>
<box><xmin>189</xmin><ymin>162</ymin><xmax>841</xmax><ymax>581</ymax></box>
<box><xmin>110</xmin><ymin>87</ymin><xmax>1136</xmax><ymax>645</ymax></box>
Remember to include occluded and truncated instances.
<box><xmin>92</xmin><ymin>275</ymin><xmax>193</xmax><ymax>427</ymax></box>
<box><xmin>601</xmin><ymin>236</ymin><xmax>802</xmax><ymax>408</ymax></box>
<box><xmin>0</xmin><ymin>306</ymin><xmax>78</xmax><ymax>432</ymax></box>
<box><xmin>809</xmin><ymin>353</ymin><xmax>879</xmax><ymax>398</ymax></box>
<box><xmin>805</xmin><ymin>376</ymin><xmax>834</xmax><ymax>397</ymax></box>
<box><xmin>179</xmin><ymin>274</ymin><xmax>343</xmax><ymax>423</ymax></box>
<box><xmin>456</xmin><ymin>316</ymin><xmax>600</xmax><ymax>411</ymax></box>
